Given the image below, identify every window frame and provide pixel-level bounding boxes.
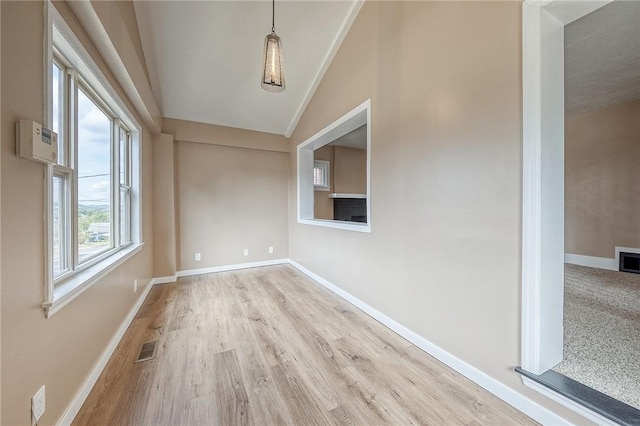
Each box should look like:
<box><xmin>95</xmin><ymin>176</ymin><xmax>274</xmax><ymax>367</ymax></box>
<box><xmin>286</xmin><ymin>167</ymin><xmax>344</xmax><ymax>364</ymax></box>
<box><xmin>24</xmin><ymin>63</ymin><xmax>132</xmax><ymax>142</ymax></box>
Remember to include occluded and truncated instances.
<box><xmin>313</xmin><ymin>160</ymin><xmax>331</xmax><ymax>191</ymax></box>
<box><xmin>119</xmin><ymin>126</ymin><xmax>133</xmax><ymax>246</ymax></box>
<box><xmin>74</xmin><ymin>80</ymin><xmax>117</xmax><ymax>267</ymax></box>
<box><xmin>42</xmin><ymin>3</ymin><xmax>144</xmax><ymax>318</ymax></box>
<box><xmin>52</xmin><ymin>171</ymin><xmax>71</xmax><ymax>278</ymax></box>
<box><xmin>51</xmin><ymin>54</ymin><xmax>72</xmax><ymax>279</ymax></box>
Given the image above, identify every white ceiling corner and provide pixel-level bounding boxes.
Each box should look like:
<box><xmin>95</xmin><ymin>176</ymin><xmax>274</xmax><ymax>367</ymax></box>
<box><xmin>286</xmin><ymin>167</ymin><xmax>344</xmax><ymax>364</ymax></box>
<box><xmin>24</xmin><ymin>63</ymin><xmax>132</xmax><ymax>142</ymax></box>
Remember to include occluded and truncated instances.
<box><xmin>134</xmin><ymin>0</ymin><xmax>363</xmax><ymax>137</ymax></box>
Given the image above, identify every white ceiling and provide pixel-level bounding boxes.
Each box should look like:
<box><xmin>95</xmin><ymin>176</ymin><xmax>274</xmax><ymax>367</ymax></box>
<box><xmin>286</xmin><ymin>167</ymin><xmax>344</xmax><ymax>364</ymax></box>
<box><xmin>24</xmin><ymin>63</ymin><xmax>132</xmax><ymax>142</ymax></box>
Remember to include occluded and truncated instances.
<box><xmin>134</xmin><ymin>1</ymin><xmax>639</xmax><ymax>131</ymax></box>
<box><xmin>565</xmin><ymin>0</ymin><xmax>640</xmax><ymax>115</ymax></box>
<box><xmin>134</xmin><ymin>1</ymin><xmax>361</xmax><ymax>136</ymax></box>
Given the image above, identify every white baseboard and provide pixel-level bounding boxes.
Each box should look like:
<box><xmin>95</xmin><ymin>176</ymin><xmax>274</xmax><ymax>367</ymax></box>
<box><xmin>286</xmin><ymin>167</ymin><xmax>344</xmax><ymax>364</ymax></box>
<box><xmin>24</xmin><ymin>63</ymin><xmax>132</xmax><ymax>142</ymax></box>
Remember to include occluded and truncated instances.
<box><xmin>288</xmin><ymin>260</ymin><xmax>569</xmax><ymax>426</ymax></box>
<box><xmin>566</xmin><ymin>247</ymin><xmax>640</xmax><ymax>272</ymax></box>
<box><xmin>151</xmin><ymin>275</ymin><xmax>177</xmax><ymax>285</ymax></box>
<box><xmin>56</xmin><ymin>278</ymin><xmax>154</xmax><ymax>426</ymax></box>
<box><xmin>564</xmin><ymin>253</ymin><xmax>616</xmax><ymax>271</ymax></box>
<box><xmin>177</xmin><ymin>258</ymin><xmax>289</xmax><ymax>278</ymax></box>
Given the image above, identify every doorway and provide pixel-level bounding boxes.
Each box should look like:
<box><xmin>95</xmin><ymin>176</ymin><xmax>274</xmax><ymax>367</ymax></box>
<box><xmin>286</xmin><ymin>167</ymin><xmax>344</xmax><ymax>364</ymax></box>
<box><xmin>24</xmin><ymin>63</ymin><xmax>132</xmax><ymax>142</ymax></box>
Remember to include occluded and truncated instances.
<box><xmin>520</xmin><ymin>0</ymin><xmax>640</xmax><ymax>423</ymax></box>
<box><xmin>553</xmin><ymin>0</ymin><xmax>640</xmax><ymax>410</ymax></box>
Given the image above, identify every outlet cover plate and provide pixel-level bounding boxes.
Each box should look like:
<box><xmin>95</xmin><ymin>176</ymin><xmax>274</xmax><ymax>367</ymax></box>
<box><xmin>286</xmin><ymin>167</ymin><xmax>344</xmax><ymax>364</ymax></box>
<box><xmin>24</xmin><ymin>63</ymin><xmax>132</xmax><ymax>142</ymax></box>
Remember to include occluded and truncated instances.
<box><xmin>32</xmin><ymin>385</ymin><xmax>45</xmax><ymax>422</ymax></box>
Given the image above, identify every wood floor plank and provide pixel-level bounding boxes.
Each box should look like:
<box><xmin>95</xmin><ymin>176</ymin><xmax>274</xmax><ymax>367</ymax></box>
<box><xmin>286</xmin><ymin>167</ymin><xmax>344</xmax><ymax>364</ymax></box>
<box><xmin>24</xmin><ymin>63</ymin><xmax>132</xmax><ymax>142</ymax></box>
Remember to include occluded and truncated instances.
<box><xmin>145</xmin><ymin>334</ymin><xmax>190</xmax><ymax>425</ymax></box>
<box><xmin>73</xmin><ymin>265</ymin><xmax>538</xmax><ymax>426</ymax></box>
<box><xmin>270</xmin><ymin>361</ymin><xmax>334</xmax><ymax>426</ymax></box>
<box><xmin>327</xmin><ymin>405</ymin><xmax>357</xmax><ymax>425</ymax></box>
<box><xmin>240</xmin><ymin>286</ymin><xmax>293</xmax><ymax>367</ymax></box>
<box><xmin>212</xmin><ymin>349</ymin><xmax>250</xmax><ymax>425</ymax></box>
<box><xmin>229</xmin><ymin>282</ymin><xmax>295</xmax><ymax>425</ymax></box>
<box><xmin>231</xmin><ymin>334</ymin><xmax>293</xmax><ymax>425</ymax></box>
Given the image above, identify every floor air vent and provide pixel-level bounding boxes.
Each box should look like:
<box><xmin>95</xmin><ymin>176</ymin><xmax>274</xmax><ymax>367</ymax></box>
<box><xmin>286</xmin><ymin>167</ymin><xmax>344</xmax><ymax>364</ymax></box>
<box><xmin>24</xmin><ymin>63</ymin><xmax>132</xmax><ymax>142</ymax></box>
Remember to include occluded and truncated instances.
<box><xmin>619</xmin><ymin>252</ymin><xmax>640</xmax><ymax>274</ymax></box>
<box><xmin>135</xmin><ymin>340</ymin><xmax>158</xmax><ymax>363</ymax></box>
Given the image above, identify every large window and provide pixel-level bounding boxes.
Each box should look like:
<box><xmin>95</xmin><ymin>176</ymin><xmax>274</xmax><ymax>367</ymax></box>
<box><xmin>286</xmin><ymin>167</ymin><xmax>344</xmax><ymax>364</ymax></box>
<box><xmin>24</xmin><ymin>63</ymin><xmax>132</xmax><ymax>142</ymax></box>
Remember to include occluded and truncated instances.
<box><xmin>51</xmin><ymin>52</ymin><xmax>135</xmax><ymax>280</ymax></box>
<box><xmin>44</xmin><ymin>9</ymin><xmax>142</xmax><ymax>317</ymax></box>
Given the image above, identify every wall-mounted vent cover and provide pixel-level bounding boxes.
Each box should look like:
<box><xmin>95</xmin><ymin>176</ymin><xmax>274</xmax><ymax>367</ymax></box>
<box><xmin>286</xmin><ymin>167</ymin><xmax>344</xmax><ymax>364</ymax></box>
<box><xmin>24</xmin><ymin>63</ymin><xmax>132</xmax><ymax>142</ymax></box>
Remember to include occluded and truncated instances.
<box><xmin>135</xmin><ymin>340</ymin><xmax>158</xmax><ymax>363</ymax></box>
<box><xmin>619</xmin><ymin>252</ymin><xmax>640</xmax><ymax>274</ymax></box>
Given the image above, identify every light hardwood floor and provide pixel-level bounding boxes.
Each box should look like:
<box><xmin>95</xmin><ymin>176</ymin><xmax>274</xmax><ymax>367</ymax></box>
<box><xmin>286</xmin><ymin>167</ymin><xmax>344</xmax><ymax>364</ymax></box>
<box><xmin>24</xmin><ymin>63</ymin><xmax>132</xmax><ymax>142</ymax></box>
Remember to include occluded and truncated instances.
<box><xmin>73</xmin><ymin>265</ymin><xmax>537</xmax><ymax>425</ymax></box>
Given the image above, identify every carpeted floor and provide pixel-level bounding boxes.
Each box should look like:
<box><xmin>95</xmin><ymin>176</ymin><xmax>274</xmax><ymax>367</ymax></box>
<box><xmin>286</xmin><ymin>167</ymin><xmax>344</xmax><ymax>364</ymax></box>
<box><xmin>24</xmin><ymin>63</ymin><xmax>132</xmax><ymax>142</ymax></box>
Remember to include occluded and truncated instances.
<box><xmin>554</xmin><ymin>264</ymin><xmax>640</xmax><ymax>409</ymax></box>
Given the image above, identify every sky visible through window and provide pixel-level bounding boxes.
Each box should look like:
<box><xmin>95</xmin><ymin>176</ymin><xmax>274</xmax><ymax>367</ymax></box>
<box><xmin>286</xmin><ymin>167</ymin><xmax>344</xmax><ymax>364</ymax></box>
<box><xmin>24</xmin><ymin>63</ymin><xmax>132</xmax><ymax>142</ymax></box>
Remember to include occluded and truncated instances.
<box><xmin>77</xmin><ymin>89</ymin><xmax>111</xmax><ymax>261</ymax></box>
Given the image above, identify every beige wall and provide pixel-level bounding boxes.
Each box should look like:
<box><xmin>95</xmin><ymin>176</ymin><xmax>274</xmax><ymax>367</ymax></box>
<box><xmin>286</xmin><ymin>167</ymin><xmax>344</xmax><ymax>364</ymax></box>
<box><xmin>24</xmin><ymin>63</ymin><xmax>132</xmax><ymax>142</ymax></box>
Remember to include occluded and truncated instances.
<box><xmin>313</xmin><ymin>145</ymin><xmax>334</xmax><ymax>219</ymax></box>
<box><xmin>314</xmin><ymin>191</ymin><xmax>333</xmax><ymax>220</ymax></box>
<box><xmin>333</xmin><ymin>146</ymin><xmax>366</xmax><ymax>194</ymax></box>
<box><xmin>288</xmin><ymin>1</ymin><xmax>582</xmax><ymax>421</ymax></box>
<box><xmin>171</xmin><ymin>120</ymin><xmax>289</xmax><ymax>271</ymax></box>
<box><xmin>1</xmin><ymin>2</ymin><xmax>154</xmax><ymax>425</ymax></box>
<box><xmin>163</xmin><ymin>117</ymin><xmax>289</xmax><ymax>153</ymax></box>
<box><xmin>565</xmin><ymin>100</ymin><xmax>640</xmax><ymax>258</ymax></box>
<box><xmin>153</xmin><ymin>133</ymin><xmax>177</xmax><ymax>277</ymax></box>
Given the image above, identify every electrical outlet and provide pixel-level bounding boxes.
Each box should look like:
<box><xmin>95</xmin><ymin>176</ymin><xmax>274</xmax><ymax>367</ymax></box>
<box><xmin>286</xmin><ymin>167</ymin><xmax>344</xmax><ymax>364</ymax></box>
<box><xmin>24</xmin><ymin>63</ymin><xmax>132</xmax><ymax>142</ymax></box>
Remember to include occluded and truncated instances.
<box><xmin>243</xmin><ymin>249</ymin><xmax>249</xmax><ymax>256</ymax></box>
<box><xmin>133</xmin><ymin>279</ymin><xmax>138</xmax><ymax>293</ymax></box>
<box><xmin>31</xmin><ymin>385</ymin><xmax>45</xmax><ymax>424</ymax></box>
<box><xmin>268</xmin><ymin>246</ymin><xmax>274</xmax><ymax>254</ymax></box>
<box><xmin>195</xmin><ymin>253</ymin><xmax>201</xmax><ymax>261</ymax></box>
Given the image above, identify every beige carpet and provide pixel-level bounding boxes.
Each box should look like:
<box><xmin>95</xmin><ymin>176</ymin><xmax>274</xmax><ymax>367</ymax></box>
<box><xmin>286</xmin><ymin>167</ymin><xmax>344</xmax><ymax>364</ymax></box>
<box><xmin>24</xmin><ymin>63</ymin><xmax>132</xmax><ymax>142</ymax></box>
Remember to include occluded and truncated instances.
<box><xmin>554</xmin><ymin>264</ymin><xmax>640</xmax><ymax>409</ymax></box>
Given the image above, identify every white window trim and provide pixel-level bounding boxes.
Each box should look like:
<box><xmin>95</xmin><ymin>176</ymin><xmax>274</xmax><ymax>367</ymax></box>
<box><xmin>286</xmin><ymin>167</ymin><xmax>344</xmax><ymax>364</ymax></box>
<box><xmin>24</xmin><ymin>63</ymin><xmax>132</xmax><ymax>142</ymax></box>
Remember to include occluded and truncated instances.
<box><xmin>297</xmin><ymin>99</ymin><xmax>371</xmax><ymax>233</ymax></box>
<box><xmin>43</xmin><ymin>2</ymin><xmax>143</xmax><ymax>318</ymax></box>
<box><xmin>313</xmin><ymin>160</ymin><xmax>331</xmax><ymax>191</ymax></box>
<box><xmin>43</xmin><ymin>244</ymin><xmax>144</xmax><ymax>318</ymax></box>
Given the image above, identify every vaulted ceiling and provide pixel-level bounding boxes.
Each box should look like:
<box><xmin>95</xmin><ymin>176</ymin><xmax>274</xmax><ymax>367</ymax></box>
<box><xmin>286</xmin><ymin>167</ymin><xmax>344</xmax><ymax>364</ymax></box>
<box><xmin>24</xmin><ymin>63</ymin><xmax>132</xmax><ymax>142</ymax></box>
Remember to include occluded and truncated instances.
<box><xmin>132</xmin><ymin>0</ymin><xmax>639</xmax><ymax>135</ymax></box>
<box><xmin>134</xmin><ymin>1</ymin><xmax>361</xmax><ymax>137</ymax></box>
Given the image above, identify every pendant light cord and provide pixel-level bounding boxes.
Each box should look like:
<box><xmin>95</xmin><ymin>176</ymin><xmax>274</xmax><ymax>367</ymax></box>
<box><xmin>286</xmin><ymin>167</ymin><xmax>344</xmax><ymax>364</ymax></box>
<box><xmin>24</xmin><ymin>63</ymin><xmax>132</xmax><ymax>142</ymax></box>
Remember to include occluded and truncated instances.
<box><xmin>272</xmin><ymin>0</ymin><xmax>275</xmax><ymax>32</ymax></box>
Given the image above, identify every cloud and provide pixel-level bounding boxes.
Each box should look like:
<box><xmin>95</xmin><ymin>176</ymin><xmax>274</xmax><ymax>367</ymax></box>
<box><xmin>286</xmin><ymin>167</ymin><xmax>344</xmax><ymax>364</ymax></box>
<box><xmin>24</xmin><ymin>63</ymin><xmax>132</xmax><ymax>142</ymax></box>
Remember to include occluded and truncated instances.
<box><xmin>77</xmin><ymin>89</ymin><xmax>112</xmax><ymax>177</ymax></box>
<box><xmin>92</xmin><ymin>181</ymin><xmax>110</xmax><ymax>190</ymax></box>
<box><xmin>79</xmin><ymin>178</ymin><xmax>111</xmax><ymax>206</ymax></box>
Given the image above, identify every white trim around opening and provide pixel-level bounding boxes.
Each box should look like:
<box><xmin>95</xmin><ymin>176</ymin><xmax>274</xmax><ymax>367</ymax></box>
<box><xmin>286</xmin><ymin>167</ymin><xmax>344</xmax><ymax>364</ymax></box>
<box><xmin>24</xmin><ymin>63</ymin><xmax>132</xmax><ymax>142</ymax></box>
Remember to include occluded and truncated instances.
<box><xmin>521</xmin><ymin>0</ymin><xmax>615</xmax><ymax>423</ymax></box>
<box><xmin>297</xmin><ymin>99</ymin><xmax>372</xmax><ymax>233</ymax></box>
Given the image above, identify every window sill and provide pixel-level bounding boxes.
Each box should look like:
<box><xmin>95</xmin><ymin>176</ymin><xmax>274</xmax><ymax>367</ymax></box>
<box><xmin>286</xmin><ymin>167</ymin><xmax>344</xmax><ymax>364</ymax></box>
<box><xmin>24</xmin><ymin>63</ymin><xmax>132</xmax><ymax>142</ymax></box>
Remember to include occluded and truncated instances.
<box><xmin>298</xmin><ymin>218</ymin><xmax>371</xmax><ymax>233</ymax></box>
<box><xmin>42</xmin><ymin>243</ymin><xmax>144</xmax><ymax>318</ymax></box>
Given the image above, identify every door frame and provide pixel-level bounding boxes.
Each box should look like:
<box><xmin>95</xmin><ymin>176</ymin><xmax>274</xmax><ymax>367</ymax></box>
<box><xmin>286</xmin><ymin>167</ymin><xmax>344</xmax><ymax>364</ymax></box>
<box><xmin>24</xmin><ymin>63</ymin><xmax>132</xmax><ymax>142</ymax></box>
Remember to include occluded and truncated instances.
<box><xmin>521</xmin><ymin>0</ymin><xmax>615</xmax><ymax>423</ymax></box>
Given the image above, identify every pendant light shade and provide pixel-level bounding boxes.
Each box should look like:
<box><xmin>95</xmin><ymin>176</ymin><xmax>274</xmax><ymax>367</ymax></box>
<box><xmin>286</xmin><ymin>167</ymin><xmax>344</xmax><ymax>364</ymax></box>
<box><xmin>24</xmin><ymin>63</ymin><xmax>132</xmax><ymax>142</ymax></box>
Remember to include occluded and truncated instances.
<box><xmin>261</xmin><ymin>0</ymin><xmax>285</xmax><ymax>92</ymax></box>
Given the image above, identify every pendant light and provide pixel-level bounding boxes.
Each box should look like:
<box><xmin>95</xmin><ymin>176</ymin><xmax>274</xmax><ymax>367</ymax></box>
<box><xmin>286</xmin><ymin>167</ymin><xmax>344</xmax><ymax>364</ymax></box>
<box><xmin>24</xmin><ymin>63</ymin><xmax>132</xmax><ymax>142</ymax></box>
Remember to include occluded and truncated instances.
<box><xmin>261</xmin><ymin>0</ymin><xmax>285</xmax><ymax>92</ymax></box>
